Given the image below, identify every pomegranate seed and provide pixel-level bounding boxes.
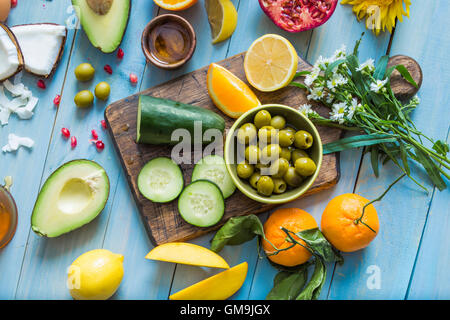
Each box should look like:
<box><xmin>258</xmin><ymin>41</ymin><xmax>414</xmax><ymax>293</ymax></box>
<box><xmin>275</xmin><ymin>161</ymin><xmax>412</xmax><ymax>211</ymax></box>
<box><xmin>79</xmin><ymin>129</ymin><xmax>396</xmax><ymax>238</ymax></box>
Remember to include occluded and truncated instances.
<box><xmin>37</xmin><ymin>79</ymin><xmax>46</xmax><ymax>89</ymax></box>
<box><xmin>129</xmin><ymin>73</ymin><xmax>138</xmax><ymax>84</ymax></box>
<box><xmin>91</xmin><ymin>129</ymin><xmax>98</xmax><ymax>140</ymax></box>
<box><xmin>71</xmin><ymin>136</ymin><xmax>77</xmax><ymax>148</ymax></box>
<box><xmin>101</xmin><ymin>120</ymin><xmax>107</xmax><ymax>129</ymax></box>
<box><xmin>61</xmin><ymin>128</ymin><xmax>70</xmax><ymax>138</ymax></box>
<box><xmin>11</xmin><ymin>0</ymin><xmax>17</xmax><ymax>8</ymax></box>
<box><xmin>117</xmin><ymin>48</ymin><xmax>124</xmax><ymax>59</ymax></box>
<box><xmin>53</xmin><ymin>94</ymin><xmax>61</xmax><ymax>106</ymax></box>
<box><xmin>96</xmin><ymin>140</ymin><xmax>105</xmax><ymax>151</ymax></box>
<box><xmin>104</xmin><ymin>64</ymin><xmax>113</xmax><ymax>74</ymax></box>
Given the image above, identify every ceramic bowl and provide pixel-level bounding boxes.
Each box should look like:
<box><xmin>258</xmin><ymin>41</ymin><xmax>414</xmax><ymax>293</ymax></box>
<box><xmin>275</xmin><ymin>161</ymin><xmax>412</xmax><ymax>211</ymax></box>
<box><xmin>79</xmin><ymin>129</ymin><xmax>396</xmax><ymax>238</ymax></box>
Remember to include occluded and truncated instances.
<box><xmin>224</xmin><ymin>104</ymin><xmax>323</xmax><ymax>204</ymax></box>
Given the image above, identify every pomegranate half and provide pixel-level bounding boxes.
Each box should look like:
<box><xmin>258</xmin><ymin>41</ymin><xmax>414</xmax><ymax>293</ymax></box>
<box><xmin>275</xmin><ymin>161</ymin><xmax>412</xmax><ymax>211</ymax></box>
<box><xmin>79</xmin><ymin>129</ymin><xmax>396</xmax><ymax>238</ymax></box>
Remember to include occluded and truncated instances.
<box><xmin>259</xmin><ymin>0</ymin><xmax>338</xmax><ymax>33</ymax></box>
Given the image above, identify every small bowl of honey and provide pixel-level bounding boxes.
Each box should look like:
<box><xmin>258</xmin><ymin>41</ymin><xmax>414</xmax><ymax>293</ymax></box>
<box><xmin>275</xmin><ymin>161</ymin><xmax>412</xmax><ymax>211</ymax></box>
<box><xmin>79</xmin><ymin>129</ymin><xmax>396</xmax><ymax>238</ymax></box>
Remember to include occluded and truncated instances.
<box><xmin>0</xmin><ymin>180</ymin><xmax>17</xmax><ymax>249</ymax></box>
<box><xmin>142</xmin><ymin>14</ymin><xmax>197</xmax><ymax>70</ymax></box>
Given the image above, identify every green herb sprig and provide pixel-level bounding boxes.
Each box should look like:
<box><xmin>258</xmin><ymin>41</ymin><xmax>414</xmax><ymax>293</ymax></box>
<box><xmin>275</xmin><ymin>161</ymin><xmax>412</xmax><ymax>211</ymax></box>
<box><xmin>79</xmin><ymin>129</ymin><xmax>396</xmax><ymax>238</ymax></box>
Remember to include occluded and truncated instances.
<box><xmin>292</xmin><ymin>36</ymin><xmax>449</xmax><ymax>191</ymax></box>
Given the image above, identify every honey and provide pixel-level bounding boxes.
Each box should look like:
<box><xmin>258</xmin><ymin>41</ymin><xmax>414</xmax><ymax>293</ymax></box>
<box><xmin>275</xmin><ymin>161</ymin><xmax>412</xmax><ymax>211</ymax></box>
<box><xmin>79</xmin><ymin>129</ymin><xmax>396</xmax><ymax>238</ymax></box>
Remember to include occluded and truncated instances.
<box><xmin>148</xmin><ymin>21</ymin><xmax>191</xmax><ymax>65</ymax></box>
<box><xmin>0</xmin><ymin>202</ymin><xmax>11</xmax><ymax>246</ymax></box>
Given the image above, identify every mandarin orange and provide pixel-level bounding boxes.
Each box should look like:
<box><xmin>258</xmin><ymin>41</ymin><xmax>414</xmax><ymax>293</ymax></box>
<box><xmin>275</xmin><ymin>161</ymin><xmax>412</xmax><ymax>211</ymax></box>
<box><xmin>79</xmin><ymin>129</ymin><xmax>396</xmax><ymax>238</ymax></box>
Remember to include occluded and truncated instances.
<box><xmin>262</xmin><ymin>208</ymin><xmax>318</xmax><ymax>267</ymax></box>
<box><xmin>321</xmin><ymin>193</ymin><xmax>379</xmax><ymax>253</ymax></box>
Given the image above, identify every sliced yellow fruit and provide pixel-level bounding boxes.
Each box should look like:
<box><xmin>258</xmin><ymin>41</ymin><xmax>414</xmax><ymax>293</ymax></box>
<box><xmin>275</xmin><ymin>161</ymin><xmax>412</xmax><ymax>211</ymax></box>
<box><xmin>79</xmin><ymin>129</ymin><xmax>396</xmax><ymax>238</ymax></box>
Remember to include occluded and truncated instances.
<box><xmin>170</xmin><ymin>262</ymin><xmax>248</xmax><ymax>300</ymax></box>
<box><xmin>207</xmin><ymin>63</ymin><xmax>260</xmax><ymax>118</ymax></box>
<box><xmin>244</xmin><ymin>34</ymin><xmax>299</xmax><ymax>92</ymax></box>
<box><xmin>205</xmin><ymin>0</ymin><xmax>237</xmax><ymax>44</ymax></box>
<box><xmin>145</xmin><ymin>242</ymin><xmax>230</xmax><ymax>269</ymax></box>
<box><xmin>153</xmin><ymin>0</ymin><xmax>198</xmax><ymax>11</ymax></box>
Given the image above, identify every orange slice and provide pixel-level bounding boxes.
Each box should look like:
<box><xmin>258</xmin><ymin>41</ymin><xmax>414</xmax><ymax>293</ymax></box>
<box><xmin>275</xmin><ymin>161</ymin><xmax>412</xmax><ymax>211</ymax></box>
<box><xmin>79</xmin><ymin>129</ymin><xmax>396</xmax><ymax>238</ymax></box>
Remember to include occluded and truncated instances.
<box><xmin>207</xmin><ymin>63</ymin><xmax>261</xmax><ymax>118</ymax></box>
<box><xmin>153</xmin><ymin>0</ymin><xmax>198</xmax><ymax>11</ymax></box>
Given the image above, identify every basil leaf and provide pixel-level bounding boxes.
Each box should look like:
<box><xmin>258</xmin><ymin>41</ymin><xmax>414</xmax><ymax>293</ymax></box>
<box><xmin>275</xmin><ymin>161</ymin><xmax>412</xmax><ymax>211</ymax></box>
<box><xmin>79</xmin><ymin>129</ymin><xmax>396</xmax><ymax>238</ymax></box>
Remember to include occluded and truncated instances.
<box><xmin>210</xmin><ymin>214</ymin><xmax>264</xmax><ymax>252</ymax></box>
<box><xmin>296</xmin><ymin>258</ymin><xmax>326</xmax><ymax>300</ymax></box>
<box><xmin>323</xmin><ymin>134</ymin><xmax>397</xmax><ymax>154</ymax></box>
<box><xmin>266</xmin><ymin>266</ymin><xmax>308</xmax><ymax>300</ymax></box>
<box><xmin>373</xmin><ymin>55</ymin><xmax>389</xmax><ymax>80</ymax></box>
<box><xmin>295</xmin><ymin>228</ymin><xmax>343</xmax><ymax>264</ymax></box>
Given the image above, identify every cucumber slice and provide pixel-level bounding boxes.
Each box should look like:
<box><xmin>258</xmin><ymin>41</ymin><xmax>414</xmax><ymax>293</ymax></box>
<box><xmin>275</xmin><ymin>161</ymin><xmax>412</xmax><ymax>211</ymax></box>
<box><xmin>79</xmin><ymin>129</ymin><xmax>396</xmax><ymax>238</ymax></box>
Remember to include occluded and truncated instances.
<box><xmin>192</xmin><ymin>155</ymin><xmax>236</xmax><ymax>199</ymax></box>
<box><xmin>138</xmin><ymin>157</ymin><xmax>184</xmax><ymax>203</ymax></box>
<box><xmin>178</xmin><ymin>180</ymin><xmax>225</xmax><ymax>227</ymax></box>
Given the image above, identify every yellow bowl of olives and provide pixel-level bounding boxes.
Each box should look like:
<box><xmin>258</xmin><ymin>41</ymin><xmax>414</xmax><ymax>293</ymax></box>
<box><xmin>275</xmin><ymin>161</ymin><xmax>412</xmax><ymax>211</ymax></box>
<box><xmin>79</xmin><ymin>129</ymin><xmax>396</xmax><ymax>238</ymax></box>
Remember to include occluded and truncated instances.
<box><xmin>224</xmin><ymin>104</ymin><xmax>323</xmax><ymax>204</ymax></box>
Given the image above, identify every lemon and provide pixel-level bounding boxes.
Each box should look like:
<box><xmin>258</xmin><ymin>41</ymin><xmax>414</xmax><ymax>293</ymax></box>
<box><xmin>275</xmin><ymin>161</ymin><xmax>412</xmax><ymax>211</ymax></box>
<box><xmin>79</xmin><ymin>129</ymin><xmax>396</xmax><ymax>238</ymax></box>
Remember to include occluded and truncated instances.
<box><xmin>244</xmin><ymin>34</ymin><xmax>299</xmax><ymax>92</ymax></box>
<box><xmin>67</xmin><ymin>249</ymin><xmax>124</xmax><ymax>300</ymax></box>
<box><xmin>205</xmin><ymin>0</ymin><xmax>238</xmax><ymax>44</ymax></box>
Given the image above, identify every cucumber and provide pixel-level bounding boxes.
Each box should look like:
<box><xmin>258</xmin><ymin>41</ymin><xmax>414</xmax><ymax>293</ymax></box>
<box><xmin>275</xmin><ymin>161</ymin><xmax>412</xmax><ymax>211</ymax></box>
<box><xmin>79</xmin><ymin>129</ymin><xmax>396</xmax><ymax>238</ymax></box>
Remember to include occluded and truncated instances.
<box><xmin>192</xmin><ymin>155</ymin><xmax>236</xmax><ymax>199</ymax></box>
<box><xmin>178</xmin><ymin>180</ymin><xmax>225</xmax><ymax>227</ymax></box>
<box><xmin>137</xmin><ymin>95</ymin><xmax>226</xmax><ymax>145</ymax></box>
<box><xmin>138</xmin><ymin>157</ymin><xmax>184</xmax><ymax>203</ymax></box>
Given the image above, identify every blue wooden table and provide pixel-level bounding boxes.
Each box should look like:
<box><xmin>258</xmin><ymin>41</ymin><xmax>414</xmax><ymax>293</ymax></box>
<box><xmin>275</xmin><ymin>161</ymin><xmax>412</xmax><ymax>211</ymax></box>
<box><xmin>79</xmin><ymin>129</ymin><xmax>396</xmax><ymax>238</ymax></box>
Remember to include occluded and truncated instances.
<box><xmin>0</xmin><ymin>0</ymin><xmax>449</xmax><ymax>300</ymax></box>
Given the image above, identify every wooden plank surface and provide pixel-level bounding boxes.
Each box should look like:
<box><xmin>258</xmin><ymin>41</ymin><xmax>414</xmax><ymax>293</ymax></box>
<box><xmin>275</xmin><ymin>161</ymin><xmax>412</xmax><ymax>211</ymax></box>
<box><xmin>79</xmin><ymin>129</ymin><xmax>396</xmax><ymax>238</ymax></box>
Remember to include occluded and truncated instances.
<box><xmin>105</xmin><ymin>52</ymin><xmax>341</xmax><ymax>246</ymax></box>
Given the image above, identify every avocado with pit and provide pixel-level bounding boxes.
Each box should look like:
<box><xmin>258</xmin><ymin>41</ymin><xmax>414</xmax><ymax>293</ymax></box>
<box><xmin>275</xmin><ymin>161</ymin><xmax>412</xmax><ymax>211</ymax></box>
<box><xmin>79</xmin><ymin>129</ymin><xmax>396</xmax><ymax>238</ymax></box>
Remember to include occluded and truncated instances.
<box><xmin>31</xmin><ymin>160</ymin><xmax>110</xmax><ymax>237</ymax></box>
<box><xmin>72</xmin><ymin>0</ymin><xmax>131</xmax><ymax>53</ymax></box>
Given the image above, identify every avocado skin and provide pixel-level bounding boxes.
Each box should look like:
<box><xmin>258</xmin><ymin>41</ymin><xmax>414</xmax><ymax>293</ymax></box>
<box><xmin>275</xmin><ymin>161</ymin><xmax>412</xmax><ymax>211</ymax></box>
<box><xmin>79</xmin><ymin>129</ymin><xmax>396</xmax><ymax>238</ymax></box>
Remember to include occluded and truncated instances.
<box><xmin>71</xmin><ymin>0</ymin><xmax>131</xmax><ymax>53</ymax></box>
<box><xmin>30</xmin><ymin>159</ymin><xmax>110</xmax><ymax>238</ymax></box>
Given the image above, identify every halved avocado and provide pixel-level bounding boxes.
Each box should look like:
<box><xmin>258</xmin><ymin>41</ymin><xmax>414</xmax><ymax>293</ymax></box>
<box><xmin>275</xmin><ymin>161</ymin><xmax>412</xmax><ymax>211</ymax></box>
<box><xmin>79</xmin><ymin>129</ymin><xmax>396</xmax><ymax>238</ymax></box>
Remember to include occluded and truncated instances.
<box><xmin>31</xmin><ymin>160</ymin><xmax>110</xmax><ymax>237</ymax></box>
<box><xmin>72</xmin><ymin>0</ymin><xmax>130</xmax><ymax>53</ymax></box>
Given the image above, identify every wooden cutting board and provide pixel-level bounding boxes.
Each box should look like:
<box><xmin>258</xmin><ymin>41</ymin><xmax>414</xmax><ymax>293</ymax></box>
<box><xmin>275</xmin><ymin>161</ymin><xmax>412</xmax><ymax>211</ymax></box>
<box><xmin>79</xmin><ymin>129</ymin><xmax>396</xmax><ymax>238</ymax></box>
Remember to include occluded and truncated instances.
<box><xmin>104</xmin><ymin>53</ymin><xmax>421</xmax><ymax>246</ymax></box>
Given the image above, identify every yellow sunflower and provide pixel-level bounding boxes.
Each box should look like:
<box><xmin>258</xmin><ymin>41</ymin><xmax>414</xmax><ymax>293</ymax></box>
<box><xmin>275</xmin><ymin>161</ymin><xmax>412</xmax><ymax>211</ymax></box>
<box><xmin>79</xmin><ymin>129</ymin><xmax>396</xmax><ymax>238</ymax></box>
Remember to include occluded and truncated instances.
<box><xmin>341</xmin><ymin>0</ymin><xmax>411</xmax><ymax>35</ymax></box>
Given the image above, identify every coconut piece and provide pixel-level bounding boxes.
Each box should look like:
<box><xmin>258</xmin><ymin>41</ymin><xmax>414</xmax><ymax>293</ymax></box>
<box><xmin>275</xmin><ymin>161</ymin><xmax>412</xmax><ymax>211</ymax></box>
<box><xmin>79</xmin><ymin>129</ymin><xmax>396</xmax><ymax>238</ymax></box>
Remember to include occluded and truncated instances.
<box><xmin>11</xmin><ymin>23</ymin><xmax>67</xmax><ymax>77</ymax></box>
<box><xmin>0</xmin><ymin>23</ymin><xmax>23</xmax><ymax>81</ymax></box>
<box><xmin>2</xmin><ymin>133</ymin><xmax>34</xmax><ymax>153</ymax></box>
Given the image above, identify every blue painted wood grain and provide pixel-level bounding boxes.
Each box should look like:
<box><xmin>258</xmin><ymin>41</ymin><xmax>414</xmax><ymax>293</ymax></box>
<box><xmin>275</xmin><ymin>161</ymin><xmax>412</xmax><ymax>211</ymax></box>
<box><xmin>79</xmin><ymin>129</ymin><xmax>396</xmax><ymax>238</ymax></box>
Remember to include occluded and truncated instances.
<box><xmin>327</xmin><ymin>0</ymin><xmax>450</xmax><ymax>300</ymax></box>
<box><xmin>0</xmin><ymin>0</ymin><xmax>77</xmax><ymax>299</ymax></box>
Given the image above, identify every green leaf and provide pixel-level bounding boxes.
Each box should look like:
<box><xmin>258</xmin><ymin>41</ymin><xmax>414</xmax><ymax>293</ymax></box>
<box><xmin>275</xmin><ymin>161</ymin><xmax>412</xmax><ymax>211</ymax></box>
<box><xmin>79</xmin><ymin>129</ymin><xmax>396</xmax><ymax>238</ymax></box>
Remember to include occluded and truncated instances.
<box><xmin>325</xmin><ymin>59</ymin><xmax>346</xmax><ymax>79</ymax></box>
<box><xmin>323</xmin><ymin>134</ymin><xmax>398</xmax><ymax>154</ymax></box>
<box><xmin>294</xmin><ymin>228</ymin><xmax>343</xmax><ymax>264</ymax></box>
<box><xmin>399</xmin><ymin>141</ymin><xmax>411</xmax><ymax>175</ymax></box>
<box><xmin>414</xmin><ymin>147</ymin><xmax>447</xmax><ymax>191</ymax></box>
<box><xmin>294</xmin><ymin>71</ymin><xmax>311</xmax><ymax>78</ymax></box>
<box><xmin>432</xmin><ymin>140</ymin><xmax>450</xmax><ymax>156</ymax></box>
<box><xmin>352</xmin><ymin>32</ymin><xmax>364</xmax><ymax>56</ymax></box>
<box><xmin>373</xmin><ymin>55</ymin><xmax>389</xmax><ymax>80</ymax></box>
<box><xmin>210</xmin><ymin>214</ymin><xmax>264</xmax><ymax>252</ymax></box>
<box><xmin>289</xmin><ymin>82</ymin><xmax>309</xmax><ymax>90</ymax></box>
<box><xmin>386</xmin><ymin>65</ymin><xmax>419</xmax><ymax>88</ymax></box>
<box><xmin>266</xmin><ymin>266</ymin><xmax>308</xmax><ymax>300</ymax></box>
<box><xmin>370</xmin><ymin>146</ymin><xmax>380</xmax><ymax>177</ymax></box>
<box><xmin>296</xmin><ymin>258</ymin><xmax>326</xmax><ymax>300</ymax></box>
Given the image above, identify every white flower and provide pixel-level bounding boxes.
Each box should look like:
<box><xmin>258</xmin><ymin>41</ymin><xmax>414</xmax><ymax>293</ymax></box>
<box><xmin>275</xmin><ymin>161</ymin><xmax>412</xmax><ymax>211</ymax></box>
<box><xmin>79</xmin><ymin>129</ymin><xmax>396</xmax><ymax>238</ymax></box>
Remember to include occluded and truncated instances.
<box><xmin>314</xmin><ymin>56</ymin><xmax>332</xmax><ymax>70</ymax></box>
<box><xmin>331</xmin><ymin>44</ymin><xmax>347</xmax><ymax>61</ymax></box>
<box><xmin>326</xmin><ymin>74</ymin><xmax>348</xmax><ymax>91</ymax></box>
<box><xmin>304</xmin><ymin>67</ymin><xmax>320</xmax><ymax>87</ymax></box>
<box><xmin>307</xmin><ymin>87</ymin><xmax>325</xmax><ymax>101</ymax></box>
<box><xmin>330</xmin><ymin>102</ymin><xmax>347</xmax><ymax>124</ymax></box>
<box><xmin>298</xmin><ymin>104</ymin><xmax>319</xmax><ymax>117</ymax></box>
<box><xmin>357</xmin><ymin>58</ymin><xmax>375</xmax><ymax>72</ymax></box>
<box><xmin>346</xmin><ymin>98</ymin><xmax>361</xmax><ymax>120</ymax></box>
<box><xmin>410</xmin><ymin>95</ymin><xmax>421</xmax><ymax>107</ymax></box>
<box><xmin>370</xmin><ymin>79</ymin><xmax>388</xmax><ymax>93</ymax></box>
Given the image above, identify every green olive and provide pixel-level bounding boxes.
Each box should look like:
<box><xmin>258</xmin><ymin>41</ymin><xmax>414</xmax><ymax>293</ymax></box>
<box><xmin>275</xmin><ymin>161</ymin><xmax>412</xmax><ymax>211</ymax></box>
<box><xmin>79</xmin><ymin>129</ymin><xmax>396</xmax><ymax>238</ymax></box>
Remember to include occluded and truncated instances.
<box><xmin>291</xmin><ymin>149</ymin><xmax>310</xmax><ymax>163</ymax></box>
<box><xmin>249</xmin><ymin>172</ymin><xmax>262</xmax><ymax>189</ymax></box>
<box><xmin>284</xmin><ymin>126</ymin><xmax>296</xmax><ymax>134</ymax></box>
<box><xmin>270</xmin><ymin>115</ymin><xmax>286</xmax><ymax>130</ymax></box>
<box><xmin>75</xmin><ymin>63</ymin><xmax>95</xmax><ymax>81</ymax></box>
<box><xmin>273</xmin><ymin>178</ymin><xmax>287</xmax><ymax>194</ymax></box>
<box><xmin>295</xmin><ymin>157</ymin><xmax>317</xmax><ymax>177</ymax></box>
<box><xmin>270</xmin><ymin>158</ymin><xmax>289</xmax><ymax>178</ymax></box>
<box><xmin>256</xmin><ymin>176</ymin><xmax>274</xmax><ymax>196</ymax></box>
<box><xmin>74</xmin><ymin>90</ymin><xmax>94</xmax><ymax>108</ymax></box>
<box><xmin>261</xmin><ymin>144</ymin><xmax>281</xmax><ymax>163</ymax></box>
<box><xmin>237</xmin><ymin>123</ymin><xmax>257</xmax><ymax>145</ymax></box>
<box><xmin>237</xmin><ymin>161</ymin><xmax>254</xmax><ymax>179</ymax></box>
<box><xmin>258</xmin><ymin>126</ymin><xmax>277</xmax><ymax>144</ymax></box>
<box><xmin>283</xmin><ymin>167</ymin><xmax>303</xmax><ymax>187</ymax></box>
<box><xmin>254</xmin><ymin>110</ymin><xmax>272</xmax><ymax>128</ymax></box>
<box><xmin>95</xmin><ymin>81</ymin><xmax>111</xmax><ymax>100</ymax></box>
<box><xmin>245</xmin><ymin>145</ymin><xmax>261</xmax><ymax>164</ymax></box>
<box><xmin>294</xmin><ymin>130</ymin><xmax>314</xmax><ymax>149</ymax></box>
<box><xmin>280</xmin><ymin>147</ymin><xmax>291</xmax><ymax>161</ymax></box>
<box><xmin>278</xmin><ymin>129</ymin><xmax>295</xmax><ymax>147</ymax></box>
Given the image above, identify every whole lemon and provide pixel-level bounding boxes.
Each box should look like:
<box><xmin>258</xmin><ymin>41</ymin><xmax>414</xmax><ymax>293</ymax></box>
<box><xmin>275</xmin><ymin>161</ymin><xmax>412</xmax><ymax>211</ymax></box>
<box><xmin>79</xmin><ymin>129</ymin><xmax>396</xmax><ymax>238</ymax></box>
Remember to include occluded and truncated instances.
<box><xmin>67</xmin><ymin>249</ymin><xmax>124</xmax><ymax>300</ymax></box>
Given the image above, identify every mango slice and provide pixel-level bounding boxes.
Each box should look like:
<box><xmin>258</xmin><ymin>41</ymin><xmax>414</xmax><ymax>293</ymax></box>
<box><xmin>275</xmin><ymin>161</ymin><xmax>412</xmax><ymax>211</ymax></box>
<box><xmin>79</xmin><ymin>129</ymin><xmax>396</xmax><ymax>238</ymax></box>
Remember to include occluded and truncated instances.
<box><xmin>145</xmin><ymin>242</ymin><xmax>230</xmax><ymax>269</ymax></box>
<box><xmin>169</xmin><ymin>262</ymin><xmax>248</xmax><ymax>300</ymax></box>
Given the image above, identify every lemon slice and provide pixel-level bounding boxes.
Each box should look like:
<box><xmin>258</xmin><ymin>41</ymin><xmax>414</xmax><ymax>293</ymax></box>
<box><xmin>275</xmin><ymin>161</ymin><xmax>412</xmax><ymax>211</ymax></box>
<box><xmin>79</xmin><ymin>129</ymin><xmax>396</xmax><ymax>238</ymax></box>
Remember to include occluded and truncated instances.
<box><xmin>244</xmin><ymin>34</ymin><xmax>299</xmax><ymax>92</ymax></box>
<box><xmin>205</xmin><ymin>0</ymin><xmax>238</xmax><ymax>44</ymax></box>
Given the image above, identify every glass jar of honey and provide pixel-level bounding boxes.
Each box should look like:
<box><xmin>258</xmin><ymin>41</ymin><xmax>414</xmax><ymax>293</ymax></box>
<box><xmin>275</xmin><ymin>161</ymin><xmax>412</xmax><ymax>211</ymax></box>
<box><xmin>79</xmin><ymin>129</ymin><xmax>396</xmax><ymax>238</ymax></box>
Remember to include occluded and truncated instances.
<box><xmin>0</xmin><ymin>182</ymin><xmax>17</xmax><ymax>249</ymax></box>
